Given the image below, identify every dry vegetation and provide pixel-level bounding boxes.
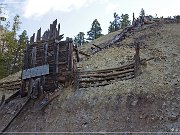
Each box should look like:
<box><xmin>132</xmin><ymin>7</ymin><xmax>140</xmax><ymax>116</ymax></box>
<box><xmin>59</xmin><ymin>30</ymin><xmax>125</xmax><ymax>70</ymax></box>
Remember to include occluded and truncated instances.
<box><xmin>0</xmin><ymin>22</ymin><xmax>180</xmax><ymax>132</ymax></box>
<box><xmin>78</xmin><ymin>23</ymin><xmax>180</xmax><ymax>96</ymax></box>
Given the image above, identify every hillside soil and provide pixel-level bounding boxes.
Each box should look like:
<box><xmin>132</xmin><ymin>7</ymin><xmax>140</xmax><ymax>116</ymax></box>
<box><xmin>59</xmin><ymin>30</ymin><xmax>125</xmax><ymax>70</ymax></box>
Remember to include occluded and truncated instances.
<box><xmin>0</xmin><ymin>22</ymin><xmax>180</xmax><ymax>133</ymax></box>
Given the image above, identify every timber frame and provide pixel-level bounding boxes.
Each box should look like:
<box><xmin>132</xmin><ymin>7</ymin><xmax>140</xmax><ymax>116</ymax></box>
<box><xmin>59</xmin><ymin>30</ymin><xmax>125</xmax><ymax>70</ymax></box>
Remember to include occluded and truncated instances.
<box><xmin>20</xmin><ymin>19</ymin><xmax>74</xmax><ymax>98</ymax></box>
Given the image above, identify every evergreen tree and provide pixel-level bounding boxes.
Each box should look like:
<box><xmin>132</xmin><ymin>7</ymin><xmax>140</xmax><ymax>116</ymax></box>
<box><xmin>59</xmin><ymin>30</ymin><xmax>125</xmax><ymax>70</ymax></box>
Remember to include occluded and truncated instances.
<box><xmin>74</xmin><ymin>32</ymin><xmax>85</xmax><ymax>46</ymax></box>
<box><xmin>120</xmin><ymin>14</ymin><xmax>131</xmax><ymax>28</ymax></box>
<box><xmin>108</xmin><ymin>21</ymin><xmax>114</xmax><ymax>33</ymax></box>
<box><xmin>11</xmin><ymin>30</ymin><xmax>28</xmax><ymax>73</ymax></box>
<box><xmin>108</xmin><ymin>12</ymin><xmax>121</xmax><ymax>33</ymax></box>
<box><xmin>87</xmin><ymin>19</ymin><xmax>102</xmax><ymax>40</ymax></box>
<box><xmin>0</xmin><ymin>14</ymin><xmax>28</xmax><ymax>76</ymax></box>
<box><xmin>113</xmin><ymin>12</ymin><xmax>121</xmax><ymax>31</ymax></box>
<box><xmin>140</xmin><ymin>8</ymin><xmax>145</xmax><ymax>17</ymax></box>
<box><xmin>12</xmin><ymin>15</ymin><xmax>21</xmax><ymax>38</ymax></box>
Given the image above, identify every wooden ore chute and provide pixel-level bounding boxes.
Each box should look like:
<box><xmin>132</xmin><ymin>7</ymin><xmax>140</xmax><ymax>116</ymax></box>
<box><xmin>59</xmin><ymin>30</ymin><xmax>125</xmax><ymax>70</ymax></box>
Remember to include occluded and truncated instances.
<box><xmin>20</xmin><ymin>19</ymin><xmax>74</xmax><ymax>98</ymax></box>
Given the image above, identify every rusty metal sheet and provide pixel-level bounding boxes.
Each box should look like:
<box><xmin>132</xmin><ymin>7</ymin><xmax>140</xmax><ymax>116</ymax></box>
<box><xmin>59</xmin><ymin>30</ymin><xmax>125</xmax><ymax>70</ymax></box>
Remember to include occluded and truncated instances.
<box><xmin>22</xmin><ymin>65</ymin><xmax>49</xmax><ymax>79</ymax></box>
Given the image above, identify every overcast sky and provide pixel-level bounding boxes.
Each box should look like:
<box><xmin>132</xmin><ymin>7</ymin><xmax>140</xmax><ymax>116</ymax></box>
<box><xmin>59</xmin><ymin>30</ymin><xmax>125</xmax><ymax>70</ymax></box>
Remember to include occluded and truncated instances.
<box><xmin>1</xmin><ymin>0</ymin><xmax>180</xmax><ymax>39</ymax></box>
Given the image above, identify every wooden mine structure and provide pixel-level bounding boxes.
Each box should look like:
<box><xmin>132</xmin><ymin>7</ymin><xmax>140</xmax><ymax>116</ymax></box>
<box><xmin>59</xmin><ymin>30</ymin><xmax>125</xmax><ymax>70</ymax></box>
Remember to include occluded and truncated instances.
<box><xmin>1</xmin><ymin>15</ymin><xmax>179</xmax><ymax>134</ymax></box>
<box><xmin>20</xmin><ymin>19</ymin><xmax>74</xmax><ymax>99</ymax></box>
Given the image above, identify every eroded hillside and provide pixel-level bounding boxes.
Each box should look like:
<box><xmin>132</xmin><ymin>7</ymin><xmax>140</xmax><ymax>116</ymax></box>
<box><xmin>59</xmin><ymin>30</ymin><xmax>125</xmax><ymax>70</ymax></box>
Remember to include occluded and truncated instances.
<box><xmin>0</xmin><ymin>22</ymin><xmax>180</xmax><ymax>133</ymax></box>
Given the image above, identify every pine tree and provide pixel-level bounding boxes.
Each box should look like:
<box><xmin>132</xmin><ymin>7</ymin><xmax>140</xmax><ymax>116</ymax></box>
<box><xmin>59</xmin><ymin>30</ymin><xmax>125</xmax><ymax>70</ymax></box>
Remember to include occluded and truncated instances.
<box><xmin>11</xmin><ymin>30</ymin><xmax>28</xmax><ymax>73</ymax></box>
<box><xmin>120</xmin><ymin>14</ymin><xmax>131</xmax><ymax>28</ymax></box>
<box><xmin>114</xmin><ymin>12</ymin><xmax>121</xmax><ymax>31</ymax></box>
<box><xmin>87</xmin><ymin>19</ymin><xmax>102</xmax><ymax>40</ymax></box>
<box><xmin>108</xmin><ymin>12</ymin><xmax>121</xmax><ymax>33</ymax></box>
<box><xmin>74</xmin><ymin>32</ymin><xmax>85</xmax><ymax>46</ymax></box>
<box><xmin>12</xmin><ymin>15</ymin><xmax>21</xmax><ymax>38</ymax></box>
<box><xmin>0</xmin><ymin>10</ymin><xmax>28</xmax><ymax>77</ymax></box>
<box><xmin>140</xmin><ymin>8</ymin><xmax>145</xmax><ymax>17</ymax></box>
<box><xmin>108</xmin><ymin>21</ymin><xmax>115</xmax><ymax>33</ymax></box>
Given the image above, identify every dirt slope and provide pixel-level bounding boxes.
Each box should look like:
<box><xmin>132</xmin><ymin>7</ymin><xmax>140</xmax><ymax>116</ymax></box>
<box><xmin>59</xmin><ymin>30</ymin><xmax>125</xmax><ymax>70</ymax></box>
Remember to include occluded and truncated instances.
<box><xmin>0</xmin><ymin>22</ymin><xmax>180</xmax><ymax>133</ymax></box>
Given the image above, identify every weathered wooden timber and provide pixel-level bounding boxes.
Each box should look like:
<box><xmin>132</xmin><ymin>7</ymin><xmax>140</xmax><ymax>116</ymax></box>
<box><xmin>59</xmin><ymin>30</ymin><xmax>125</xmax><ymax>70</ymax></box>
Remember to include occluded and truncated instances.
<box><xmin>21</xmin><ymin>19</ymin><xmax>74</xmax><ymax>99</ymax></box>
<box><xmin>0</xmin><ymin>97</ymin><xmax>30</xmax><ymax>134</ymax></box>
<box><xmin>78</xmin><ymin>57</ymin><xmax>154</xmax><ymax>88</ymax></box>
<box><xmin>74</xmin><ymin>47</ymin><xmax>90</xmax><ymax>57</ymax></box>
<box><xmin>90</xmin><ymin>25</ymin><xmax>134</xmax><ymax>54</ymax></box>
<box><xmin>0</xmin><ymin>17</ymin><xmax>157</xmax><ymax>133</ymax></box>
<box><xmin>0</xmin><ymin>80</ymin><xmax>21</xmax><ymax>91</ymax></box>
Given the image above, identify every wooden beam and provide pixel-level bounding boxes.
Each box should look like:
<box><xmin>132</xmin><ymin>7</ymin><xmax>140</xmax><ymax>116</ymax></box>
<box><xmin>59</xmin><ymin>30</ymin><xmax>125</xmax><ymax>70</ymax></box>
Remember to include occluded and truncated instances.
<box><xmin>79</xmin><ymin>58</ymin><xmax>154</xmax><ymax>74</ymax></box>
<box><xmin>79</xmin><ymin>72</ymin><xmax>134</xmax><ymax>83</ymax></box>
<box><xmin>74</xmin><ymin>48</ymin><xmax>90</xmax><ymax>57</ymax></box>
<box><xmin>79</xmin><ymin>68</ymin><xmax>134</xmax><ymax>78</ymax></box>
<box><xmin>74</xmin><ymin>45</ymin><xmax>80</xmax><ymax>62</ymax></box>
<box><xmin>36</xmin><ymin>28</ymin><xmax>41</xmax><ymax>41</ymax></box>
<box><xmin>1</xmin><ymin>97</ymin><xmax>31</xmax><ymax>133</ymax></box>
<box><xmin>134</xmin><ymin>42</ymin><xmax>141</xmax><ymax>77</ymax></box>
<box><xmin>57</xmin><ymin>23</ymin><xmax>60</xmax><ymax>36</ymax></box>
<box><xmin>92</xmin><ymin>44</ymin><xmax>102</xmax><ymax>50</ymax></box>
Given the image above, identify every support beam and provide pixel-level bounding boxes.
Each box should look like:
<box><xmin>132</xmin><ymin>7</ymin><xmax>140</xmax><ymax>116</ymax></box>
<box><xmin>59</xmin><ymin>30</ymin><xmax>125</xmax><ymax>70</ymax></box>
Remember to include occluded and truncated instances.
<box><xmin>134</xmin><ymin>42</ymin><xmax>141</xmax><ymax>77</ymax></box>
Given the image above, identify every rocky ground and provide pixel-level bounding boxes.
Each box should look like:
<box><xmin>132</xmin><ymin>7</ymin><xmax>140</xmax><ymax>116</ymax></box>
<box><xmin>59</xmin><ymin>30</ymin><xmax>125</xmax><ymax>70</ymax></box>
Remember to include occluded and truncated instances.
<box><xmin>0</xmin><ymin>22</ymin><xmax>180</xmax><ymax>134</ymax></box>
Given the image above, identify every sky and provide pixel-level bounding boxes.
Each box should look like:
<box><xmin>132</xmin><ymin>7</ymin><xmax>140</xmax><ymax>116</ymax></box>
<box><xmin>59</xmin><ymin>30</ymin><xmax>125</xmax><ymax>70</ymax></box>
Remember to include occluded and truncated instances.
<box><xmin>0</xmin><ymin>0</ymin><xmax>180</xmax><ymax>39</ymax></box>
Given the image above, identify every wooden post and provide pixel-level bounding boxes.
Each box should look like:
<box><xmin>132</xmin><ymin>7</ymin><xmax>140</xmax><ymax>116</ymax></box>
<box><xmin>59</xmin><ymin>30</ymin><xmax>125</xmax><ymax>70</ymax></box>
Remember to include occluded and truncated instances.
<box><xmin>49</xmin><ymin>24</ymin><xmax>53</xmax><ymax>39</ymax></box>
<box><xmin>134</xmin><ymin>42</ymin><xmax>141</xmax><ymax>77</ymax></box>
<box><xmin>30</xmin><ymin>33</ymin><xmax>35</xmax><ymax>44</ymax></box>
<box><xmin>44</xmin><ymin>43</ymin><xmax>48</xmax><ymax>64</ymax></box>
<box><xmin>55</xmin><ymin>43</ymin><xmax>59</xmax><ymax>73</ymax></box>
<box><xmin>57</xmin><ymin>23</ymin><xmax>60</xmax><ymax>36</ymax></box>
<box><xmin>92</xmin><ymin>44</ymin><xmax>102</xmax><ymax>50</ymax></box>
<box><xmin>20</xmin><ymin>43</ymin><xmax>30</xmax><ymax>97</ymax></box>
<box><xmin>74</xmin><ymin>44</ymin><xmax>80</xmax><ymax>62</ymax></box>
<box><xmin>36</xmin><ymin>28</ymin><xmax>41</xmax><ymax>41</ymax></box>
<box><xmin>133</xmin><ymin>12</ymin><xmax>135</xmax><ymax>22</ymax></box>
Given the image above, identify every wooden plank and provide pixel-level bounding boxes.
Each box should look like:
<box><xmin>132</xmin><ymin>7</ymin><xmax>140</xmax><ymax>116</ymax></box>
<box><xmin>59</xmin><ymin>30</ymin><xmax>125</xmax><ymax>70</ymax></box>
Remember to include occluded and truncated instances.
<box><xmin>79</xmin><ymin>58</ymin><xmax>154</xmax><ymax>74</ymax></box>
<box><xmin>79</xmin><ymin>75</ymin><xmax>135</xmax><ymax>88</ymax></box>
<box><xmin>79</xmin><ymin>72</ymin><xmax>134</xmax><ymax>83</ymax></box>
<box><xmin>30</xmin><ymin>33</ymin><xmax>35</xmax><ymax>44</ymax></box>
<box><xmin>0</xmin><ymin>79</ymin><xmax>21</xmax><ymax>86</ymax></box>
<box><xmin>134</xmin><ymin>42</ymin><xmax>141</xmax><ymax>77</ymax></box>
<box><xmin>32</xmin><ymin>90</ymin><xmax>61</xmax><ymax>112</ymax></box>
<box><xmin>49</xmin><ymin>24</ymin><xmax>53</xmax><ymax>39</ymax></box>
<box><xmin>53</xmin><ymin>19</ymin><xmax>57</xmax><ymax>38</ymax></box>
<box><xmin>79</xmin><ymin>63</ymin><xmax>134</xmax><ymax>74</ymax></box>
<box><xmin>0</xmin><ymin>95</ymin><xmax>5</xmax><ymax>106</ymax></box>
<box><xmin>5</xmin><ymin>90</ymin><xmax>20</xmax><ymax>104</ymax></box>
<box><xmin>36</xmin><ymin>28</ymin><xmax>41</xmax><ymax>41</ymax></box>
<box><xmin>79</xmin><ymin>68</ymin><xmax>134</xmax><ymax>78</ymax></box>
<box><xmin>57</xmin><ymin>23</ymin><xmax>60</xmax><ymax>36</ymax></box>
<box><xmin>74</xmin><ymin>45</ymin><xmax>80</xmax><ymax>62</ymax></box>
<box><xmin>1</xmin><ymin>97</ymin><xmax>31</xmax><ymax>133</ymax></box>
<box><xmin>92</xmin><ymin>44</ymin><xmax>102</xmax><ymax>50</ymax></box>
<box><xmin>55</xmin><ymin>43</ymin><xmax>59</xmax><ymax>73</ymax></box>
<box><xmin>74</xmin><ymin>48</ymin><xmax>90</xmax><ymax>57</ymax></box>
<box><xmin>68</xmin><ymin>43</ymin><xmax>73</xmax><ymax>71</ymax></box>
<box><xmin>44</xmin><ymin>43</ymin><xmax>48</xmax><ymax>64</ymax></box>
